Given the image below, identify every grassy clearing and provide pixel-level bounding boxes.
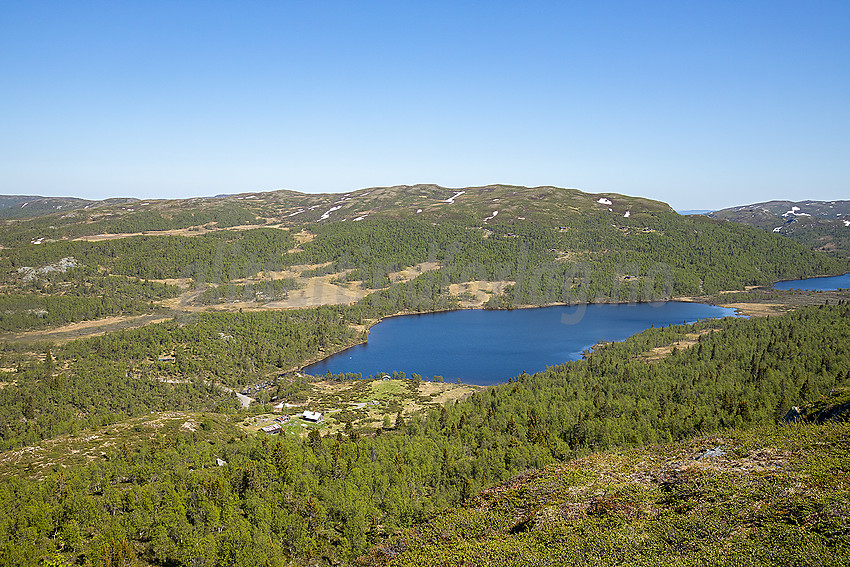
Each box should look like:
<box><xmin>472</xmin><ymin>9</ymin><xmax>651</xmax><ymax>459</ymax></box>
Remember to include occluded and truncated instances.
<box><xmin>637</xmin><ymin>329</ymin><xmax>720</xmax><ymax>362</ymax></box>
<box><xmin>0</xmin><ymin>312</ymin><xmax>176</xmax><ymax>345</ymax></box>
<box><xmin>693</xmin><ymin>286</ymin><xmax>850</xmax><ymax>316</ymax></box>
<box><xmin>236</xmin><ymin>378</ymin><xmax>478</xmax><ymax>438</ymax></box>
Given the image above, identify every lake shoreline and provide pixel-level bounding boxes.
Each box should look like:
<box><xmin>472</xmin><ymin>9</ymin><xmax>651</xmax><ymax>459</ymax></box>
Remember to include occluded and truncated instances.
<box><xmin>272</xmin><ymin>276</ymin><xmax>850</xmax><ymax>379</ymax></box>
<box><xmin>302</xmin><ymin>301</ymin><xmax>739</xmax><ymax>385</ymax></box>
<box><xmin>293</xmin><ymin>298</ymin><xmax>688</xmax><ymax>376</ymax></box>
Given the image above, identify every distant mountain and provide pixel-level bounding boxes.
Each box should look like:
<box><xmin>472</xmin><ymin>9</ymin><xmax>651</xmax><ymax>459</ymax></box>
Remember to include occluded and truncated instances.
<box><xmin>5</xmin><ymin>187</ymin><xmax>850</xmax><ymax>260</ymax></box>
<box><xmin>0</xmin><ymin>195</ymin><xmax>138</xmax><ymax>219</ymax></box>
<box><xmin>249</xmin><ymin>184</ymin><xmax>676</xmax><ymax>225</ymax></box>
<box><xmin>710</xmin><ymin>199</ymin><xmax>850</xmax><ymax>258</ymax></box>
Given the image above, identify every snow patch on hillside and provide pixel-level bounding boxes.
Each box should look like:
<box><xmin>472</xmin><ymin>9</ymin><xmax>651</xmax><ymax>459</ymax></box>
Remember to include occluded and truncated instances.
<box><xmin>624</xmin><ymin>211</ymin><xmax>631</xmax><ymax>218</ymax></box>
<box><xmin>597</xmin><ymin>198</ymin><xmax>613</xmax><ymax>205</ymax></box>
<box><xmin>484</xmin><ymin>210</ymin><xmax>499</xmax><ymax>222</ymax></box>
<box><xmin>445</xmin><ymin>191</ymin><xmax>466</xmax><ymax>204</ymax></box>
<box><xmin>317</xmin><ymin>206</ymin><xmax>342</xmax><ymax>221</ymax></box>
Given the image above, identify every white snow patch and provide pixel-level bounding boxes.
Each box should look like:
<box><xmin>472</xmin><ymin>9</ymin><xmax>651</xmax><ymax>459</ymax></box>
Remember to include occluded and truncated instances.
<box><xmin>317</xmin><ymin>205</ymin><xmax>342</xmax><ymax>221</ymax></box>
<box><xmin>597</xmin><ymin>198</ymin><xmax>612</xmax><ymax>206</ymax></box>
<box><xmin>484</xmin><ymin>210</ymin><xmax>499</xmax><ymax>222</ymax></box>
<box><xmin>624</xmin><ymin>211</ymin><xmax>631</xmax><ymax>218</ymax></box>
<box><xmin>21</xmin><ymin>202</ymin><xmax>28</xmax><ymax>208</ymax></box>
<box><xmin>844</xmin><ymin>220</ymin><xmax>850</xmax><ymax>227</ymax></box>
<box><xmin>287</xmin><ymin>209</ymin><xmax>305</xmax><ymax>217</ymax></box>
<box><xmin>416</xmin><ymin>209</ymin><xmax>423</xmax><ymax>213</ymax></box>
<box><xmin>773</xmin><ymin>227</ymin><xmax>782</xmax><ymax>233</ymax></box>
<box><xmin>518</xmin><ymin>217</ymin><xmax>525</xmax><ymax>220</ymax></box>
<box><xmin>444</xmin><ymin>191</ymin><xmax>466</xmax><ymax>204</ymax></box>
<box><xmin>353</xmin><ymin>216</ymin><xmax>367</xmax><ymax>221</ymax></box>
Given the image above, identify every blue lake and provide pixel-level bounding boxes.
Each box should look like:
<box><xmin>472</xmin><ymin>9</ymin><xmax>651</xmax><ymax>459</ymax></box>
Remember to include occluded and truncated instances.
<box><xmin>773</xmin><ymin>273</ymin><xmax>850</xmax><ymax>291</ymax></box>
<box><xmin>304</xmin><ymin>302</ymin><xmax>738</xmax><ymax>386</ymax></box>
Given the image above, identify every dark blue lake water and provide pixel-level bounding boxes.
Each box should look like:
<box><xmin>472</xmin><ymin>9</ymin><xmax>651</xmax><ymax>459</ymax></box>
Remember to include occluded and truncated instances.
<box><xmin>773</xmin><ymin>273</ymin><xmax>850</xmax><ymax>291</ymax></box>
<box><xmin>304</xmin><ymin>302</ymin><xmax>738</xmax><ymax>386</ymax></box>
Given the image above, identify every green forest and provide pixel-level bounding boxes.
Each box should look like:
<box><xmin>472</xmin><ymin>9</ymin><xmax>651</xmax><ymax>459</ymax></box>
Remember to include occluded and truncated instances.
<box><xmin>1</xmin><ymin>304</ymin><xmax>848</xmax><ymax>565</ymax></box>
<box><xmin>2</xmin><ymin>228</ymin><xmax>295</xmax><ymax>283</ymax></box>
<box><xmin>289</xmin><ymin>214</ymin><xmax>848</xmax><ymax>299</ymax></box>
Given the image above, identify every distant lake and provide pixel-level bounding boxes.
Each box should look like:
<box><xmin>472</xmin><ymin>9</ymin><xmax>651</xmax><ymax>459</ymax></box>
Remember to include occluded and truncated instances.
<box><xmin>304</xmin><ymin>302</ymin><xmax>738</xmax><ymax>386</ymax></box>
<box><xmin>774</xmin><ymin>273</ymin><xmax>850</xmax><ymax>291</ymax></box>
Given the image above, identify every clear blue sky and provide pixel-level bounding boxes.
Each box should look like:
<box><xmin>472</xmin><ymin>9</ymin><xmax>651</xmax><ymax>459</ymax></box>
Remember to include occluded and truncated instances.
<box><xmin>2</xmin><ymin>1</ymin><xmax>848</xmax><ymax>210</ymax></box>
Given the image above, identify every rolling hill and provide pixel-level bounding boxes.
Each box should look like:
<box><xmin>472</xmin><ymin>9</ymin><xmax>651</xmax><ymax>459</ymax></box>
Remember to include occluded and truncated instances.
<box><xmin>709</xmin><ymin>199</ymin><xmax>850</xmax><ymax>258</ymax></box>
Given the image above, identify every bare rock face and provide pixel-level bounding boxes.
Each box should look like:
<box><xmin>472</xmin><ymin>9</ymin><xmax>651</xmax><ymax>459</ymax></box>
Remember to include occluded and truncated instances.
<box><xmin>697</xmin><ymin>446</ymin><xmax>726</xmax><ymax>460</ymax></box>
<box><xmin>783</xmin><ymin>406</ymin><xmax>804</xmax><ymax>423</ymax></box>
<box><xmin>783</xmin><ymin>390</ymin><xmax>850</xmax><ymax>424</ymax></box>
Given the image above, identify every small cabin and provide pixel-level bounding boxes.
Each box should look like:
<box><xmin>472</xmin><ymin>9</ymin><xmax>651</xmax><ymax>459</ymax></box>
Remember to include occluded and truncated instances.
<box><xmin>302</xmin><ymin>411</ymin><xmax>323</xmax><ymax>423</ymax></box>
<box><xmin>260</xmin><ymin>423</ymin><xmax>281</xmax><ymax>434</ymax></box>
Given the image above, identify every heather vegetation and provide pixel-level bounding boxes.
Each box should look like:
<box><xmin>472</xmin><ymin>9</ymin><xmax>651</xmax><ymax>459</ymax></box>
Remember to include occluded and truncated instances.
<box><xmin>361</xmin><ymin>421</ymin><xmax>850</xmax><ymax>566</ymax></box>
